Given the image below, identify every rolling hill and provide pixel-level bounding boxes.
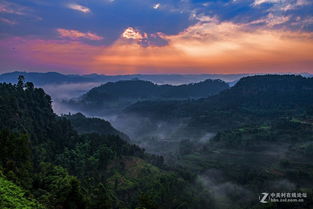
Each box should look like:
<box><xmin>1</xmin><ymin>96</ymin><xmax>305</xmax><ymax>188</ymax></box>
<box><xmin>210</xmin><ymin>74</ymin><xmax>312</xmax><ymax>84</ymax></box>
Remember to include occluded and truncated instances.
<box><xmin>66</xmin><ymin>79</ymin><xmax>229</xmax><ymax>115</ymax></box>
<box><xmin>124</xmin><ymin>75</ymin><xmax>313</xmax><ymax>130</ymax></box>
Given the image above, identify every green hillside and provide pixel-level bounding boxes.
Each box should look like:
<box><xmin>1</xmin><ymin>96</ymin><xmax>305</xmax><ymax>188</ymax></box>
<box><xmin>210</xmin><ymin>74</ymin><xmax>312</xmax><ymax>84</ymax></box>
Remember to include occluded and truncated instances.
<box><xmin>0</xmin><ymin>77</ymin><xmax>199</xmax><ymax>209</ymax></box>
<box><xmin>0</xmin><ymin>174</ymin><xmax>45</xmax><ymax>209</ymax></box>
<box><xmin>66</xmin><ymin>79</ymin><xmax>229</xmax><ymax>115</ymax></box>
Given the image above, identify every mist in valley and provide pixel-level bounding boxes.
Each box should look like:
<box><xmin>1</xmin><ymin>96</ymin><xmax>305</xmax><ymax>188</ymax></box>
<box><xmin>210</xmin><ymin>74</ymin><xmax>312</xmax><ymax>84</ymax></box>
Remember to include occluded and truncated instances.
<box><xmin>43</xmin><ymin>80</ymin><xmax>219</xmax><ymax>159</ymax></box>
<box><xmin>40</xmin><ymin>82</ymin><xmax>101</xmax><ymax>115</ymax></box>
<box><xmin>108</xmin><ymin>114</ymin><xmax>217</xmax><ymax>157</ymax></box>
<box><xmin>44</xmin><ymin>82</ymin><xmax>257</xmax><ymax>209</ymax></box>
<box><xmin>38</xmin><ymin>77</ymin><xmax>312</xmax><ymax>209</ymax></box>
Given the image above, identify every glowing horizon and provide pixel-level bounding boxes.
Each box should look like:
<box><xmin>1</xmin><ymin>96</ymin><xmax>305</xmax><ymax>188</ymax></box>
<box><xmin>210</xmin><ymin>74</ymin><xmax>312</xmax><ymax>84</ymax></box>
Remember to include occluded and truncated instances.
<box><xmin>0</xmin><ymin>0</ymin><xmax>313</xmax><ymax>74</ymax></box>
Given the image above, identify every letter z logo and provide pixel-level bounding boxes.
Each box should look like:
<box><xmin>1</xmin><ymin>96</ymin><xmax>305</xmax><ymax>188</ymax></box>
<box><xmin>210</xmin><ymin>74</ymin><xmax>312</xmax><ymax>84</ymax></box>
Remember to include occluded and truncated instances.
<box><xmin>259</xmin><ymin>193</ymin><xmax>269</xmax><ymax>203</ymax></box>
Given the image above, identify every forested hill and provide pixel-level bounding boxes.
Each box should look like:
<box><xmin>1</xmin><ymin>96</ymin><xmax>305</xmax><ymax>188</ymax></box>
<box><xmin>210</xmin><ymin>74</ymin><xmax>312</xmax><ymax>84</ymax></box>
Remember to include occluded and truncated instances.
<box><xmin>208</xmin><ymin>75</ymin><xmax>313</xmax><ymax>109</ymax></box>
<box><xmin>0</xmin><ymin>77</ymin><xmax>200</xmax><ymax>209</ymax></box>
<box><xmin>124</xmin><ymin>75</ymin><xmax>313</xmax><ymax>129</ymax></box>
<box><xmin>63</xmin><ymin>112</ymin><xmax>130</xmax><ymax>141</ymax></box>
<box><xmin>81</xmin><ymin>79</ymin><xmax>228</xmax><ymax>100</ymax></box>
<box><xmin>66</xmin><ymin>78</ymin><xmax>229</xmax><ymax>115</ymax></box>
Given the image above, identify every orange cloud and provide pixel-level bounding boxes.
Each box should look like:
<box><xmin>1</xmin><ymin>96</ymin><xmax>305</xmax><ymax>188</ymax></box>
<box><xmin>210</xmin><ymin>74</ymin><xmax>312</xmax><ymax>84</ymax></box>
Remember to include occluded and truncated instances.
<box><xmin>3</xmin><ymin>20</ymin><xmax>313</xmax><ymax>74</ymax></box>
<box><xmin>92</xmin><ymin>21</ymin><xmax>313</xmax><ymax>74</ymax></box>
<box><xmin>122</xmin><ymin>27</ymin><xmax>147</xmax><ymax>40</ymax></box>
<box><xmin>57</xmin><ymin>28</ymin><xmax>103</xmax><ymax>41</ymax></box>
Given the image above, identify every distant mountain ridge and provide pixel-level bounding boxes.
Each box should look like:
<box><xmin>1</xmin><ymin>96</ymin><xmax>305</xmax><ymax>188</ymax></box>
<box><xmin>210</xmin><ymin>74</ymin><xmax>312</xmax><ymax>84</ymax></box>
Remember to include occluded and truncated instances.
<box><xmin>1</xmin><ymin>71</ymin><xmax>312</xmax><ymax>86</ymax></box>
<box><xmin>0</xmin><ymin>71</ymin><xmax>252</xmax><ymax>85</ymax></box>
<box><xmin>0</xmin><ymin>71</ymin><xmax>91</xmax><ymax>85</ymax></box>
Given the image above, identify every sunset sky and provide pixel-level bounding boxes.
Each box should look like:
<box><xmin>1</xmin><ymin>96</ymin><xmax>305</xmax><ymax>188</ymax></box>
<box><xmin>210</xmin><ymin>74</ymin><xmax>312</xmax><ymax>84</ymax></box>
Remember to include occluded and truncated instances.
<box><xmin>0</xmin><ymin>0</ymin><xmax>313</xmax><ymax>74</ymax></box>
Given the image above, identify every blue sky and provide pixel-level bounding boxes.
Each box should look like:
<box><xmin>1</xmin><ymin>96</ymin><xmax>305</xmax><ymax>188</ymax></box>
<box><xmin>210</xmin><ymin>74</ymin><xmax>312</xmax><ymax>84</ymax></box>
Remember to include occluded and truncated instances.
<box><xmin>0</xmin><ymin>0</ymin><xmax>312</xmax><ymax>74</ymax></box>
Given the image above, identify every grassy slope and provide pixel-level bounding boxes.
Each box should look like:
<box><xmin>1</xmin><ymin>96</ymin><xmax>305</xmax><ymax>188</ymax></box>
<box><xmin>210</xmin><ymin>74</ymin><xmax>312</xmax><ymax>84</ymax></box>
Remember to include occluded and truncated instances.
<box><xmin>0</xmin><ymin>175</ymin><xmax>45</xmax><ymax>209</ymax></box>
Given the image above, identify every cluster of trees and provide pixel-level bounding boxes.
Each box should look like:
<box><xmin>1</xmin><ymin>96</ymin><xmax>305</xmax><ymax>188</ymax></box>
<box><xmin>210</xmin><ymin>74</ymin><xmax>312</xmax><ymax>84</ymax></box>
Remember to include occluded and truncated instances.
<box><xmin>63</xmin><ymin>113</ymin><xmax>130</xmax><ymax>141</ymax></box>
<box><xmin>0</xmin><ymin>77</ymin><xmax>203</xmax><ymax>209</ymax></box>
<box><xmin>0</xmin><ymin>174</ymin><xmax>44</xmax><ymax>209</ymax></box>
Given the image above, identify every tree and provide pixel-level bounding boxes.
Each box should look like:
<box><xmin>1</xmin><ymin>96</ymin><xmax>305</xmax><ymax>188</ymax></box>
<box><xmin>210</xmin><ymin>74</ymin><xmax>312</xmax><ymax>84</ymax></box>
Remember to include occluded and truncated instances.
<box><xmin>17</xmin><ymin>75</ymin><xmax>25</xmax><ymax>88</ymax></box>
<box><xmin>25</xmin><ymin>82</ymin><xmax>34</xmax><ymax>91</ymax></box>
<box><xmin>137</xmin><ymin>193</ymin><xmax>158</xmax><ymax>209</ymax></box>
<box><xmin>0</xmin><ymin>130</ymin><xmax>32</xmax><ymax>188</ymax></box>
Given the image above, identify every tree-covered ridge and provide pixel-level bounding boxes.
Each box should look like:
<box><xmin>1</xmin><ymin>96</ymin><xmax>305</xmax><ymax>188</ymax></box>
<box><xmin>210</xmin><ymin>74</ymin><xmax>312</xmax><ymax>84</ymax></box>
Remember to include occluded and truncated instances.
<box><xmin>82</xmin><ymin>78</ymin><xmax>228</xmax><ymax>100</ymax></box>
<box><xmin>0</xmin><ymin>79</ymin><xmax>54</xmax><ymax>143</ymax></box>
<box><xmin>206</xmin><ymin>74</ymin><xmax>313</xmax><ymax>109</ymax></box>
<box><xmin>63</xmin><ymin>113</ymin><xmax>130</xmax><ymax>141</ymax></box>
<box><xmin>0</xmin><ymin>78</ymin><xmax>198</xmax><ymax>209</ymax></box>
<box><xmin>125</xmin><ymin>75</ymin><xmax>313</xmax><ymax>125</ymax></box>
<box><xmin>66</xmin><ymin>78</ymin><xmax>229</xmax><ymax>115</ymax></box>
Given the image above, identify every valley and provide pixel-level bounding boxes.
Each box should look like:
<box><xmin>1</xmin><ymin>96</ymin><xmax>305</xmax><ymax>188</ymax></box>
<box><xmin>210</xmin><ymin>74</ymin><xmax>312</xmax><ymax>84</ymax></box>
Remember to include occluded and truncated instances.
<box><xmin>0</xmin><ymin>74</ymin><xmax>313</xmax><ymax>209</ymax></box>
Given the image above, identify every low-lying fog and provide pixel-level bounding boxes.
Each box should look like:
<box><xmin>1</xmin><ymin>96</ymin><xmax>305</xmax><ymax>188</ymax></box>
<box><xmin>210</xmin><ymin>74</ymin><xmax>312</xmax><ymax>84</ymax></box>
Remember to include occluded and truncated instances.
<box><xmin>41</xmin><ymin>81</ymin><xmax>216</xmax><ymax>161</ymax></box>
<box><xmin>41</xmin><ymin>81</ymin><xmax>300</xmax><ymax>209</ymax></box>
<box><xmin>40</xmin><ymin>82</ymin><xmax>101</xmax><ymax>115</ymax></box>
<box><xmin>109</xmin><ymin>114</ymin><xmax>216</xmax><ymax>157</ymax></box>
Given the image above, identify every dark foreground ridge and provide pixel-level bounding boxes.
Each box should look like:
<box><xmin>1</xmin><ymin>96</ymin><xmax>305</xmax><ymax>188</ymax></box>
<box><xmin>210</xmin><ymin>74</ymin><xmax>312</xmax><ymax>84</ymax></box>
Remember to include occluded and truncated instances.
<box><xmin>0</xmin><ymin>78</ymin><xmax>199</xmax><ymax>209</ymax></box>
